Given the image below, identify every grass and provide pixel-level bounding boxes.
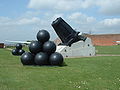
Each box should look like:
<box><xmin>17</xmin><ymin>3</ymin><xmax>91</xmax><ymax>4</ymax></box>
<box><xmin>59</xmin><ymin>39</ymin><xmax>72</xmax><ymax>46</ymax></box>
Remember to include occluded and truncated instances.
<box><xmin>6</xmin><ymin>46</ymin><xmax>29</xmax><ymax>52</ymax></box>
<box><xmin>0</xmin><ymin>48</ymin><xmax>120</xmax><ymax>90</ymax></box>
<box><xmin>95</xmin><ymin>45</ymin><xmax>120</xmax><ymax>55</ymax></box>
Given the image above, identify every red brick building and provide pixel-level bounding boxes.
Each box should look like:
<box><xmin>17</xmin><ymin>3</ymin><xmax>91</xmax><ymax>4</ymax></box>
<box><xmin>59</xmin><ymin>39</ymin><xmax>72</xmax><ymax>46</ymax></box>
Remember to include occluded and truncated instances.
<box><xmin>87</xmin><ymin>34</ymin><xmax>120</xmax><ymax>46</ymax></box>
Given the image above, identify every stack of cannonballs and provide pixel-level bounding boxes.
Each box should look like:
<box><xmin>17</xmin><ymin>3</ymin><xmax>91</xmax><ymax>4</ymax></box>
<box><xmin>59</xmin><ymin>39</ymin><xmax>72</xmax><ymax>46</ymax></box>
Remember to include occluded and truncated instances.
<box><xmin>12</xmin><ymin>44</ymin><xmax>25</xmax><ymax>56</ymax></box>
<box><xmin>12</xmin><ymin>30</ymin><xmax>64</xmax><ymax>66</ymax></box>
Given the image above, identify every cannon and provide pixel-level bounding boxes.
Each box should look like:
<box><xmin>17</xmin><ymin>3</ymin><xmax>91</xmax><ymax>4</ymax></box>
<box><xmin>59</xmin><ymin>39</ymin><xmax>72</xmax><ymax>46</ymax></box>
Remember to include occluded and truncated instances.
<box><xmin>52</xmin><ymin>17</ymin><xmax>87</xmax><ymax>46</ymax></box>
<box><xmin>52</xmin><ymin>17</ymin><xmax>95</xmax><ymax>57</ymax></box>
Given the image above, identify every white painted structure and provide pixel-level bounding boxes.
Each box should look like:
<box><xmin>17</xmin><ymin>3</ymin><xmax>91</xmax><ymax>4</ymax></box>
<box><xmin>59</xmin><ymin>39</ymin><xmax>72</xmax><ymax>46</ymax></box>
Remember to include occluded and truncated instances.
<box><xmin>116</xmin><ymin>41</ymin><xmax>120</xmax><ymax>45</ymax></box>
<box><xmin>56</xmin><ymin>38</ymin><xmax>95</xmax><ymax>57</ymax></box>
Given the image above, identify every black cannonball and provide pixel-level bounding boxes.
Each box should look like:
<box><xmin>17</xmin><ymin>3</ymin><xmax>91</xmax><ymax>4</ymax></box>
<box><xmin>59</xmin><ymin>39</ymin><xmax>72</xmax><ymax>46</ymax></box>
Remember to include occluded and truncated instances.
<box><xmin>12</xmin><ymin>49</ymin><xmax>19</xmax><ymax>55</ymax></box>
<box><xmin>49</xmin><ymin>52</ymin><xmax>63</xmax><ymax>66</ymax></box>
<box><xmin>18</xmin><ymin>49</ymin><xmax>25</xmax><ymax>55</ymax></box>
<box><xmin>29</xmin><ymin>41</ymin><xmax>42</xmax><ymax>54</ymax></box>
<box><xmin>35</xmin><ymin>52</ymin><xmax>49</xmax><ymax>65</ymax></box>
<box><xmin>16</xmin><ymin>43</ymin><xmax>22</xmax><ymax>49</ymax></box>
<box><xmin>43</xmin><ymin>41</ymin><xmax>56</xmax><ymax>54</ymax></box>
<box><xmin>37</xmin><ymin>30</ymin><xmax>50</xmax><ymax>42</ymax></box>
<box><xmin>21</xmin><ymin>52</ymin><xmax>35</xmax><ymax>65</ymax></box>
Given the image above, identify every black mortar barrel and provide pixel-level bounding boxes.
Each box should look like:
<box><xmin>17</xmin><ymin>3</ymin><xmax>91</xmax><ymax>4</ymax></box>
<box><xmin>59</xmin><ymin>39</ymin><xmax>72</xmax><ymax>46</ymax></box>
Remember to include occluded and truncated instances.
<box><xmin>52</xmin><ymin>17</ymin><xmax>87</xmax><ymax>46</ymax></box>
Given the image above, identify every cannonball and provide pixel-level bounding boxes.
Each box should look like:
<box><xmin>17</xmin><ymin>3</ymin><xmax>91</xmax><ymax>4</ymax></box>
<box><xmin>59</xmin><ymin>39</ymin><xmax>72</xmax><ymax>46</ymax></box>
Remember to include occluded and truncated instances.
<box><xmin>29</xmin><ymin>41</ymin><xmax>42</xmax><ymax>54</ymax></box>
<box><xmin>12</xmin><ymin>49</ymin><xmax>19</xmax><ymax>55</ymax></box>
<box><xmin>21</xmin><ymin>52</ymin><xmax>35</xmax><ymax>65</ymax></box>
<box><xmin>43</xmin><ymin>41</ymin><xmax>56</xmax><ymax>54</ymax></box>
<box><xmin>37</xmin><ymin>30</ymin><xmax>50</xmax><ymax>43</ymax></box>
<box><xmin>49</xmin><ymin>52</ymin><xmax>63</xmax><ymax>66</ymax></box>
<box><xmin>16</xmin><ymin>43</ymin><xmax>22</xmax><ymax>49</ymax></box>
<box><xmin>18</xmin><ymin>49</ymin><xmax>25</xmax><ymax>55</ymax></box>
<box><xmin>35</xmin><ymin>52</ymin><xmax>49</xmax><ymax>65</ymax></box>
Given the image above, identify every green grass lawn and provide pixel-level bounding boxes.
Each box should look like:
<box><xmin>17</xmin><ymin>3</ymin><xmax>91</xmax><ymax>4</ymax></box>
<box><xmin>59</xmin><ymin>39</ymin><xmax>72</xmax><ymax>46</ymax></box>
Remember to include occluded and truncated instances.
<box><xmin>6</xmin><ymin>46</ymin><xmax>29</xmax><ymax>52</ymax></box>
<box><xmin>95</xmin><ymin>45</ymin><xmax>120</xmax><ymax>55</ymax></box>
<box><xmin>0</xmin><ymin>48</ymin><xmax>120</xmax><ymax>90</ymax></box>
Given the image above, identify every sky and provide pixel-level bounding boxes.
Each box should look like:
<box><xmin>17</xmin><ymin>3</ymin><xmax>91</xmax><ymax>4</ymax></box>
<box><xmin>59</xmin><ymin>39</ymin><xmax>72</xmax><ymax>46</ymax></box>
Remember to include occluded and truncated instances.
<box><xmin>0</xmin><ymin>0</ymin><xmax>120</xmax><ymax>42</ymax></box>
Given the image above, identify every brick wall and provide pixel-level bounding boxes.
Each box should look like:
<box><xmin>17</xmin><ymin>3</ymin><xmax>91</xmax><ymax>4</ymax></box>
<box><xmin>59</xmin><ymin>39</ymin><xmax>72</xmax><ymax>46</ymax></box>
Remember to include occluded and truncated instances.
<box><xmin>87</xmin><ymin>34</ymin><xmax>120</xmax><ymax>46</ymax></box>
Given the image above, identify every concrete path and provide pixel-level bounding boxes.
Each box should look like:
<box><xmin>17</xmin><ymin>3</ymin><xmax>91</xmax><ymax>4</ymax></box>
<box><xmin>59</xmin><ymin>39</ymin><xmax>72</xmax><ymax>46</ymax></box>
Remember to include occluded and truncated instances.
<box><xmin>5</xmin><ymin>48</ymin><xmax>12</xmax><ymax>51</ymax></box>
<box><xmin>96</xmin><ymin>54</ymin><xmax>120</xmax><ymax>56</ymax></box>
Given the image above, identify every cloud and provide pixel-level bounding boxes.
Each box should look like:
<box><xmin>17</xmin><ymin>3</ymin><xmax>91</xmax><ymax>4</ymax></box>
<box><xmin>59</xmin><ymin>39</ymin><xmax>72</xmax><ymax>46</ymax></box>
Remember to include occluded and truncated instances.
<box><xmin>97</xmin><ymin>18</ymin><xmax>120</xmax><ymax>34</ymax></box>
<box><xmin>91</xmin><ymin>18</ymin><xmax>120</xmax><ymax>34</ymax></box>
<box><xmin>0</xmin><ymin>17</ymin><xmax>11</xmax><ymax>22</ymax></box>
<box><xmin>28</xmin><ymin>0</ymin><xmax>83</xmax><ymax>11</ymax></box>
<box><xmin>66</xmin><ymin>12</ymin><xmax>97</xmax><ymax>33</ymax></box>
<box><xmin>82</xmin><ymin>0</ymin><xmax>120</xmax><ymax>15</ymax></box>
<box><xmin>0</xmin><ymin>12</ymin><xmax>120</xmax><ymax>34</ymax></box>
<box><xmin>97</xmin><ymin>0</ymin><xmax>120</xmax><ymax>15</ymax></box>
<box><xmin>99</xmin><ymin>18</ymin><xmax>120</xmax><ymax>27</ymax></box>
<box><xmin>67</xmin><ymin>12</ymin><xmax>120</xmax><ymax>34</ymax></box>
<box><xmin>18</xmin><ymin>17</ymin><xmax>41</xmax><ymax>25</ymax></box>
<box><xmin>68</xmin><ymin>12</ymin><xmax>96</xmax><ymax>24</ymax></box>
<box><xmin>21</xmin><ymin>11</ymin><xmax>41</xmax><ymax>18</ymax></box>
<box><xmin>28</xmin><ymin>0</ymin><xmax>120</xmax><ymax>15</ymax></box>
<box><xmin>28</xmin><ymin>0</ymin><xmax>55</xmax><ymax>10</ymax></box>
<box><xmin>0</xmin><ymin>17</ymin><xmax>41</xmax><ymax>26</ymax></box>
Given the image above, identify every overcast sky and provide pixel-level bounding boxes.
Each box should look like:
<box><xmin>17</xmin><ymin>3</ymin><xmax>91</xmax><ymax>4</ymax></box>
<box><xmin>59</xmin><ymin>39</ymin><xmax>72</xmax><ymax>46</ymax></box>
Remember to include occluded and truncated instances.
<box><xmin>0</xmin><ymin>0</ymin><xmax>120</xmax><ymax>42</ymax></box>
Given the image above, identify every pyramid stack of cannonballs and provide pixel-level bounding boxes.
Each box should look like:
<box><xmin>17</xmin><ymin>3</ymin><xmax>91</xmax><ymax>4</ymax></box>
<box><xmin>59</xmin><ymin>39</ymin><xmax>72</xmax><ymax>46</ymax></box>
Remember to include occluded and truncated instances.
<box><xmin>12</xmin><ymin>30</ymin><xmax>64</xmax><ymax>66</ymax></box>
<box><xmin>12</xmin><ymin>43</ymin><xmax>25</xmax><ymax>56</ymax></box>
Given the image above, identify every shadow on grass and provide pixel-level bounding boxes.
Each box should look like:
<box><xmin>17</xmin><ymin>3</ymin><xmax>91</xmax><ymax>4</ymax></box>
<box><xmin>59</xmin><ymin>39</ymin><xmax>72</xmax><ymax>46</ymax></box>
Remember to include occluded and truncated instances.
<box><xmin>23</xmin><ymin>62</ymin><xmax>68</xmax><ymax>67</ymax></box>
